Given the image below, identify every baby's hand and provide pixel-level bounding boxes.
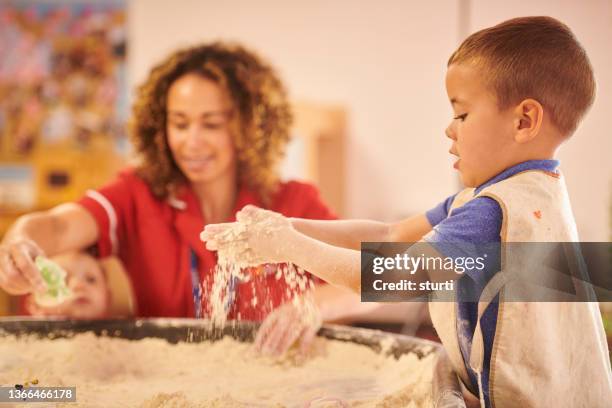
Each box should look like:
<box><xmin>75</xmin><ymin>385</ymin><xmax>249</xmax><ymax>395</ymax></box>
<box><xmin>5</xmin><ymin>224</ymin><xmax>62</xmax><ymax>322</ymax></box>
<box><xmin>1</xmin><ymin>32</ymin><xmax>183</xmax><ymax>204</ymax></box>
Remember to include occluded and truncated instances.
<box><xmin>201</xmin><ymin>205</ymin><xmax>295</xmax><ymax>266</ymax></box>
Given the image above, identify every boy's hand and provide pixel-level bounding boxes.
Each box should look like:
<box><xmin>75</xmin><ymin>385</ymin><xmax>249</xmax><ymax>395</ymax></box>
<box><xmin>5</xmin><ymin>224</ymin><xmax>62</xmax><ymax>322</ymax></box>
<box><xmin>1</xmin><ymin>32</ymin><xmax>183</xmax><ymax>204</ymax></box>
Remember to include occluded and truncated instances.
<box><xmin>0</xmin><ymin>238</ymin><xmax>47</xmax><ymax>295</ymax></box>
<box><xmin>201</xmin><ymin>205</ymin><xmax>296</xmax><ymax>266</ymax></box>
<box><xmin>254</xmin><ymin>297</ymin><xmax>322</xmax><ymax>358</ymax></box>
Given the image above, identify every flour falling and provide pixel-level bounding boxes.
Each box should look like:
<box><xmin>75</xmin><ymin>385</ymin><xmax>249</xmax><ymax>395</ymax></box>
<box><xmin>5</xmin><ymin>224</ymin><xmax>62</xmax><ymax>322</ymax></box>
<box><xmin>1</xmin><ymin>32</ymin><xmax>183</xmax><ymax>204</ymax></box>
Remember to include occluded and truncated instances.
<box><xmin>203</xmin><ymin>218</ymin><xmax>315</xmax><ymax>327</ymax></box>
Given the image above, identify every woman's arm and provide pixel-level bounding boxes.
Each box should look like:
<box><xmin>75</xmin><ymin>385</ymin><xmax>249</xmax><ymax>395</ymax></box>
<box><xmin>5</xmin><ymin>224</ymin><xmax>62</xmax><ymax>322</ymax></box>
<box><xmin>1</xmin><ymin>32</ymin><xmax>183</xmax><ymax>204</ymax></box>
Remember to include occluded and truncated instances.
<box><xmin>4</xmin><ymin>203</ymin><xmax>99</xmax><ymax>255</ymax></box>
<box><xmin>0</xmin><ymin>203</ymin><xmax>98</xmax><ymax>295</ymax></box>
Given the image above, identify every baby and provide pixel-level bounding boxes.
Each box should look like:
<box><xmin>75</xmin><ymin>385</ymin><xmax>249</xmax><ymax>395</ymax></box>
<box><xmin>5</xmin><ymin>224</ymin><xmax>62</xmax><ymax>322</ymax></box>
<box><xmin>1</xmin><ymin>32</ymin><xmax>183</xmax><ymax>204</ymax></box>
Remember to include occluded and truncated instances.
<box><xmin>26</xmin><ymin>251</ymin><xmax>110</xmax><ymax>319</ymax></box>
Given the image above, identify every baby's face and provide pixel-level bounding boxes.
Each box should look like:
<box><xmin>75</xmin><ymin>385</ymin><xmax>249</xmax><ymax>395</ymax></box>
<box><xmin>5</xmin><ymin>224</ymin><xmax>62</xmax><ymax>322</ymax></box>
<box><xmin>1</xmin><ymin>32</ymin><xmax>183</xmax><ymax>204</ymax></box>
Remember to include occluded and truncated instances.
<box><xmin>53</xmin><ymin>253</ymin><xmax>109</xmax><ymax>319</ymax></box>
<box><xmin>445</xmin><ymin>63</ymin><xmax>517</xmax><ymax>187</ymax></box>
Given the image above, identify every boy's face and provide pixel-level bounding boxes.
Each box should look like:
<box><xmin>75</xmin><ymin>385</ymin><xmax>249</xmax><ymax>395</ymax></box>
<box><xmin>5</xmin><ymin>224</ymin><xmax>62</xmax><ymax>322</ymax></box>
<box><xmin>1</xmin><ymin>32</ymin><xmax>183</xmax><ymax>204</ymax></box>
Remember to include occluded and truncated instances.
<box><xmin>445</xmin><ymin>63</ymin><xmax>516</xmax><ymax>187</ymax></box>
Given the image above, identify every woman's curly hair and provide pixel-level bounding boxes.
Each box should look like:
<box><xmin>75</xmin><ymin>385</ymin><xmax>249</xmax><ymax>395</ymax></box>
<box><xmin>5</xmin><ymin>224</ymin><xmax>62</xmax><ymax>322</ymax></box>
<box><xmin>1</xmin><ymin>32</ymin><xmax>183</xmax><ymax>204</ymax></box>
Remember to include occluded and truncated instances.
<box><xmin>130</xmin><ymin>42</ymin><xmax>293</xmax><ymax>206</ymax></box>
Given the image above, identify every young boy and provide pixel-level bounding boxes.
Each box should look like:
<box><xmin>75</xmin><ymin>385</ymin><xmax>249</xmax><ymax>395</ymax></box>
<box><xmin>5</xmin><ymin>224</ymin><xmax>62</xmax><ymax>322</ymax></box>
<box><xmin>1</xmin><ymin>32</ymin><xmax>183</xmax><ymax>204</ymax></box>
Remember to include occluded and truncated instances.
<box><xmin>26</xmin><ymin>251</ymin><xmax>111</xmax><ymax>319</ymax></box>
<box><xmin>202</xmin><ymin>16</ymin><xmax>611</xmax><ymax>407</ymax></box>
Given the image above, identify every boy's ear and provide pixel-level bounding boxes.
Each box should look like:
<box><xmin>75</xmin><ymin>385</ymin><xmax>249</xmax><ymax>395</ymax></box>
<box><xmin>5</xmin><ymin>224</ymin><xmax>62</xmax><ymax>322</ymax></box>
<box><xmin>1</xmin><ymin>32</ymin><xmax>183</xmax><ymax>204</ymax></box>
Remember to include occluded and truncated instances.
<box><xmin>514</xmin><ymin>98</ymin><xmax>544</xmax><ymax>143</ymax></box>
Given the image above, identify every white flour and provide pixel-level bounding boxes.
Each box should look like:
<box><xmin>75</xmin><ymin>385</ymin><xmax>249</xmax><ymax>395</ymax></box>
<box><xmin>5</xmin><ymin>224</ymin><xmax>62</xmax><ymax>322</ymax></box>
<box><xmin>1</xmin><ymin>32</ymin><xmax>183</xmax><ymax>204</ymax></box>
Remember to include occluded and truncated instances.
<box><xmin>0</xmin><ymin>333</ymin><xmax>434</xmax><ymax>408</ymax></box>
<box><xmin>207</xmin><ymin>219</ymin><xmax>314</xmax><ymax>327</ymax></box>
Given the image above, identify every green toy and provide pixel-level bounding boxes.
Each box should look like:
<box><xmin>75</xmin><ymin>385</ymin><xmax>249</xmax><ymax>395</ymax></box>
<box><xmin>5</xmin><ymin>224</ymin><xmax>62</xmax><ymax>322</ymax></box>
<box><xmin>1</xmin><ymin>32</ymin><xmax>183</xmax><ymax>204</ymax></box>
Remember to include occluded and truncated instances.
<box><xmin>34</xmin><ymin>256</ymin><xmax>72</xmax><ymax>307</ymax></box>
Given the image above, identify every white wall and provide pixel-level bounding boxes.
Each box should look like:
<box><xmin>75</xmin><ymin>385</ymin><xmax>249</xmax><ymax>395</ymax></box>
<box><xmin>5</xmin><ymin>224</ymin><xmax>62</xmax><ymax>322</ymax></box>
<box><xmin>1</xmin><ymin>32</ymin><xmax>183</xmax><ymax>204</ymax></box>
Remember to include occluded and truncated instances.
<box><xmin>128</xmin><ymin>0</ymin><xmax>459</xmax><ymax>221</ymax></box>
<box><xmin>468</xmin><ymin>0</ymin><xmax>612</xmax><ymax>240</ymax></box>
<box><xmin>128</xmin><ymin>0</ymin><xmax>611</xmax><ymax>240</ymax></box>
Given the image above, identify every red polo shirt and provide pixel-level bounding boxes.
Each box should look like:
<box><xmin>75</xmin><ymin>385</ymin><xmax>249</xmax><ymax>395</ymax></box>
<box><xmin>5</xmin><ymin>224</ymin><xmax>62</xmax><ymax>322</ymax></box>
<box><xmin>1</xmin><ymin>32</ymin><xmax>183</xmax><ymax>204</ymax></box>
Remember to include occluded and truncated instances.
<box><xmin>77</xmin><ymin>168</ymin><xmax>336</xmax><ymax>319</ymax></box>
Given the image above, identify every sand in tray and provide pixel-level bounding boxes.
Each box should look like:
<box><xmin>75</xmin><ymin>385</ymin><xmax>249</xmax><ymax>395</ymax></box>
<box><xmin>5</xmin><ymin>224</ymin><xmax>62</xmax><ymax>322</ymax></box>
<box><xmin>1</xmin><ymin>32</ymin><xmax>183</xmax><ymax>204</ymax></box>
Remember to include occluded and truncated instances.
<box><xmin>0</xmin><ymin>332</ymin><xmax>435</xmax><ymax>408</ymax></box>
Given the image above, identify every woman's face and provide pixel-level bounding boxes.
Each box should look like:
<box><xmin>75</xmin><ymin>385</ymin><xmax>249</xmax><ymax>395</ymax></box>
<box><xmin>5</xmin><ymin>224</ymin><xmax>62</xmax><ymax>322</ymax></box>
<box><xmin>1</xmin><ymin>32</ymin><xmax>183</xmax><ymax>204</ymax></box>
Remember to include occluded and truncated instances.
<box><xmin>166</xmin><ymin>73</ymin><xmax>237</xmax><ymax>187</ymax></box>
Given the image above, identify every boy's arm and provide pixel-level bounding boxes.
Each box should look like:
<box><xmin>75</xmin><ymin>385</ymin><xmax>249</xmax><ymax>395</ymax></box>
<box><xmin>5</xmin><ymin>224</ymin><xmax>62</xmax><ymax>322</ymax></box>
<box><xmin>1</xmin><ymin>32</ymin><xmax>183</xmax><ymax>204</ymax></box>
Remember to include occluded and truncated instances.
<box><xmin>203</xmin><ymin>206</ymin><xmax>439</xmax><ymax>294</ymax></box>
<box><xmin>285</xmin><ymin>230</ymin><xmax>363</xmax><ymax>292</ymax></box>
<box><xmin>284</xmin><ymin>228</ymin><xmax>451</xmax><ymax>294</ymax></box>
<box><xmin>290</xmin><ymin>214</ymin><xmax>433</xmax><ymax>250</ymax></box>
<box><xmin>388</xmin><ymin>214</ymin><xmax>434</xmax><ymax>242</ymax></box>
<box><xmin>202</xmin><ymin>207</ymin><xmax>364</xmax><ymax>291</ymax></box>
<box><xmin>286</xmin><ymin>214</ymin><xmax>434</xmax><ymax>291</ymax></box>
<box><xmin>290</xmin><ymin>219</ymin><xmax>389</xmax><ymax>250</ymax></box>
<box><xmin>313</xmin><ymin>282</ymin><xmax>382</xmax><ymax>321</ymax></box>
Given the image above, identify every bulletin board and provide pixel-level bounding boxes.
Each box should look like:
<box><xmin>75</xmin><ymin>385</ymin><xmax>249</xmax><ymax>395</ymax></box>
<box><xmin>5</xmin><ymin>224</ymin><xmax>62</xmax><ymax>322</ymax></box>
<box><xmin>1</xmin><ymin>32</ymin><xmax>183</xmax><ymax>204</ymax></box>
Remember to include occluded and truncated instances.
<box><xmin>0</xmin><ymin>1</ymin><xmax>128</xmax><ymax>314</ymax></box>
<box><xmin>0</xmin><ymin>0</ymin><xmax>128</xmax><ymax>225</ymax></box>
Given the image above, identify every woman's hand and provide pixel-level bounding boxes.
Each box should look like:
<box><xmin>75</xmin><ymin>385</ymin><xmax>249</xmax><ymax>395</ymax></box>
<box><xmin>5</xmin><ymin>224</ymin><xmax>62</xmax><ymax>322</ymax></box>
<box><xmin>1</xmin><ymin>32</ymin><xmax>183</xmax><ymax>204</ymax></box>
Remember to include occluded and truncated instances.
<box><xmin>201</xmin><ymin>205</ymin><xmax>296</xmax><ymax>266</ymax></box>
<box><xmin>254</xmin><ymin>296</ymin><xmax>322</xmax><ymax>358</ymax></box>
<box><xmin>0</xmin><ymin>238</ymin><xmax>47</xmax><ymax>295</ymax></box>
<box><xmin>25</xmin><ymin>293</ymin><xmax>83</xmax><ymax>319</ymax></box>
<box><xmin>25</xmin><ymin>295</ymin><xmax>67</xmax><ymax>317</ymax></box>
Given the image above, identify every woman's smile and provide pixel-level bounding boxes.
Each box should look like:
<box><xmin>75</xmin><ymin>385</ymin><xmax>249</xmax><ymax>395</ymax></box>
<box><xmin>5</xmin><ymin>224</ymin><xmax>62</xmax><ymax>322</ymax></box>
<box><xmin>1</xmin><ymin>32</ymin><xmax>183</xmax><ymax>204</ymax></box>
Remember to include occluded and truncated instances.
<box><xmin>181</xmin><ymin>155</ymin><xmax>216</xmax><ymax>171</ymax></box>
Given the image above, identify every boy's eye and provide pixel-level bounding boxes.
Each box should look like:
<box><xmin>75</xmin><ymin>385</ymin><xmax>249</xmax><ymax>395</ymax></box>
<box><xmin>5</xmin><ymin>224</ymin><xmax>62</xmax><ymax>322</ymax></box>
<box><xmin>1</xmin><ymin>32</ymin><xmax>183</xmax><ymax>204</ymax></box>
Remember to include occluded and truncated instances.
<box><xmin>453</xmin><ymin>113</ymin><xmax>468</xmax><ymax>121</ymax></box>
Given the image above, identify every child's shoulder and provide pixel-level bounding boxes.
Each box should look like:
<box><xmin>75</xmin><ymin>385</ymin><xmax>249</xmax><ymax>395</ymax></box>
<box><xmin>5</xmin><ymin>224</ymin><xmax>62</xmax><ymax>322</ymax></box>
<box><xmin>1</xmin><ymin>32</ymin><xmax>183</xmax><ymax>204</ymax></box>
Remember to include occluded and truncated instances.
<box><xmin>476</xmin><ymin>169</ymin><xmax>565</xmax><ymax>208</ymax></box>
<box><xmin>474</xmin><ymin>169</ymin><xmax>577</xmax><ymax>241</ymax></box>
<box><xmin>430</xmin><ymin>196</ymin><xmax>503</xmax><ymax>244</ymax></box>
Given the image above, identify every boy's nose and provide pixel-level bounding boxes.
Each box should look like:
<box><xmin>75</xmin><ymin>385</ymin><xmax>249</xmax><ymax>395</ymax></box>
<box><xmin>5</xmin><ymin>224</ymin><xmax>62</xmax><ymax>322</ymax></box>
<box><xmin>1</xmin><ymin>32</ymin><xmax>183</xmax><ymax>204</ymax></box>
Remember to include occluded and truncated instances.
<box><xmin>445</xmin><ymin>124</ymin><xmax>456</xmax><ymax>140</ymax></box>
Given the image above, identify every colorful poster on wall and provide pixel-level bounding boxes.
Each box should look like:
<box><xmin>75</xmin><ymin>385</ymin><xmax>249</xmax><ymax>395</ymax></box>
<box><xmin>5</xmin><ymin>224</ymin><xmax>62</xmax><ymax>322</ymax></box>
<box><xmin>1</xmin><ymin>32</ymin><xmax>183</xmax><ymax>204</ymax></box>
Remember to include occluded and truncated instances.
<box><xmin>0</xmin><ymin>0</ymin><xmax>128</xmax><ymax>158</ymax></box>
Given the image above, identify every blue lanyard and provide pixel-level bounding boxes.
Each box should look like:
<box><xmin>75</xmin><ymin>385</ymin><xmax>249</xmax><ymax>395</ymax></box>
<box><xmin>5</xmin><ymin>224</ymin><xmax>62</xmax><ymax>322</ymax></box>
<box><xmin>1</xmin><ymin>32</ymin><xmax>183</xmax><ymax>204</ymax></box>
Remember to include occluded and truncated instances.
<box><xmin>190</xmin><ymin>248</ymin><xmax>241</xmax><ymax>319</ymax></box>
<box><xmin>189</xmin><ymin>249</ymin><xmax>202</xmax><ymax>318</ymax></box>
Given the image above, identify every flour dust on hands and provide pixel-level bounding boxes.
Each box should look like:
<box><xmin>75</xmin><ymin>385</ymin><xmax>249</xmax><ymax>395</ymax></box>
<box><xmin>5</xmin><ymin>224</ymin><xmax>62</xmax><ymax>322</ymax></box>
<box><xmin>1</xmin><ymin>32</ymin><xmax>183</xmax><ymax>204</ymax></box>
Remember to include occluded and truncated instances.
<box><xmin>201</xmin><ymin>204</ymin><xmax>295</xmax><ymax>266</ymax></box>
<box><xmin>200</xmin><ymin>205</ymin><xmax>316</xmax><ymax>330</ymax></box>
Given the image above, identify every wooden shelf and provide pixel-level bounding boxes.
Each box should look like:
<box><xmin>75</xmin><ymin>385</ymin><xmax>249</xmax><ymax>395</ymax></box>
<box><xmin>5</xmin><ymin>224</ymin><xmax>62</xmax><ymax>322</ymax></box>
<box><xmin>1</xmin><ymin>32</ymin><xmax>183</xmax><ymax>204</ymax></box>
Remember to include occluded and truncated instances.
<box><xmin>292</xmin><ymin>101</ymin><xmax>347</xmax><ymax>217</ymax></box>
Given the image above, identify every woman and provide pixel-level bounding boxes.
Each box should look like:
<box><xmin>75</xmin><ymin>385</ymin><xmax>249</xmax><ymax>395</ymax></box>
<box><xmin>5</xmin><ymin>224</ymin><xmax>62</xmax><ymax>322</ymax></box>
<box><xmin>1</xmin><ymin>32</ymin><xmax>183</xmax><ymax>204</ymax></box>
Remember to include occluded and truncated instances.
<box><xmin>0</xmin><ymin>42</ymin><xmax>335</xmax><ymax>320</ymax></box>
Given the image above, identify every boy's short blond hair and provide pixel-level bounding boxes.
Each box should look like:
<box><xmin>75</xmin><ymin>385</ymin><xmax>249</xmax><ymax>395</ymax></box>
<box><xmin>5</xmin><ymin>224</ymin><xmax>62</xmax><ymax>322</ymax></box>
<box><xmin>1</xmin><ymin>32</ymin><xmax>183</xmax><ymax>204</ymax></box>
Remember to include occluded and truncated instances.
<box><xmin>448</xmin><ymin>16</ymin><xmax>595</xmax><ymax>137</ymax></box>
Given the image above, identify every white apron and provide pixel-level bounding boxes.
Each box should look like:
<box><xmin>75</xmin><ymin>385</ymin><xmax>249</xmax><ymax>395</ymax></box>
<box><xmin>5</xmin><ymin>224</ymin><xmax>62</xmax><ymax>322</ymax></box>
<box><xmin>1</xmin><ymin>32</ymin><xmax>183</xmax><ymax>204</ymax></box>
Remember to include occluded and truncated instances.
<box><xmin>428</xmin><ymin>170</ymin><xmax>612</xmax><ymax>407</ymax></box>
